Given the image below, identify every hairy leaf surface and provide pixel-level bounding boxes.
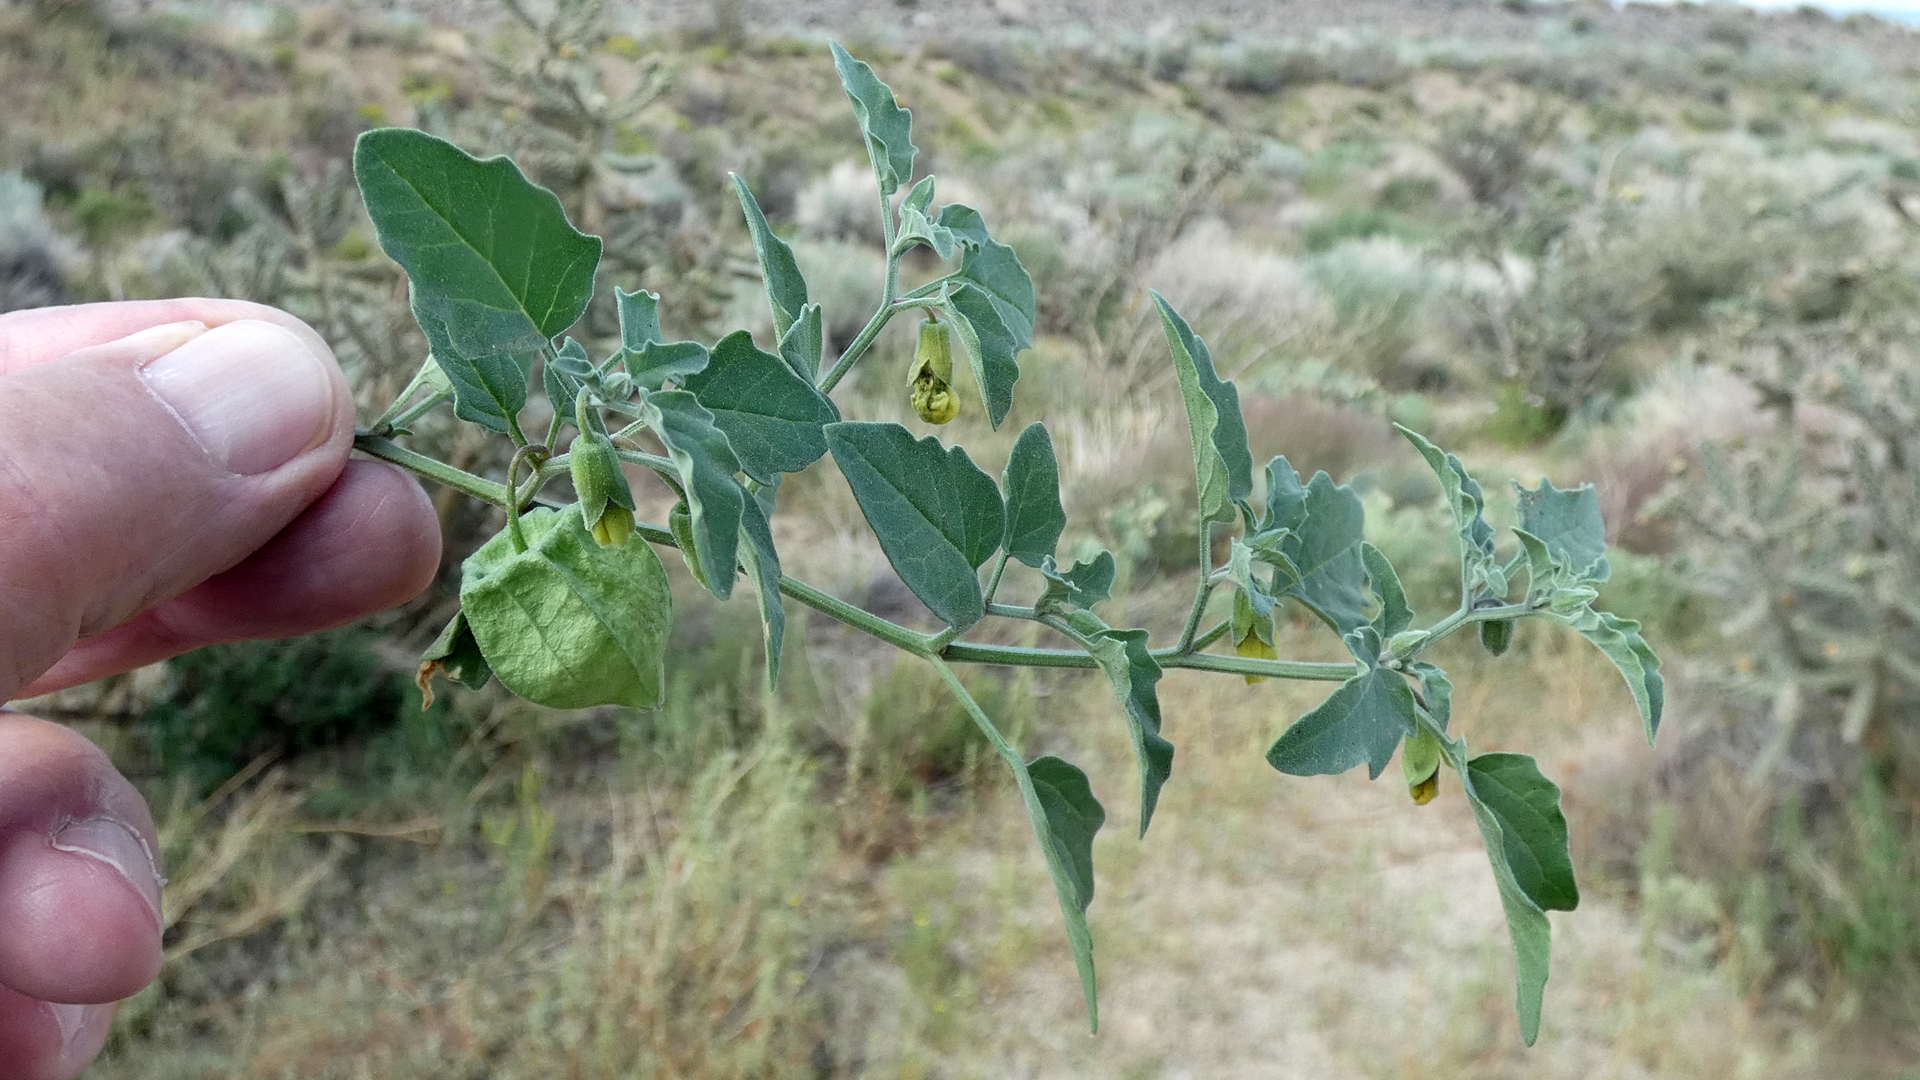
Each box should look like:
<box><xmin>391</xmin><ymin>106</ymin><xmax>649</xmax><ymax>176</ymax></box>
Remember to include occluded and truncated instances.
<box><xmin>682</xmin><ymin>331</ymin><xmax>838</xmax><ymax>482</ymax></box>
<box><xmin>1468</xmin><ymin>753</ymin><xmax>1579</xmax><ymax>913</ymax></box>
<box><xmin>1280</xmin><ymin>471</ymin><xmax>1370</xmax><ymax>634</ymax></box>
<box><xmin>1037</xmin><ymin>552</ymin><xmax>1116</xmax><ymax>613</ymax></box>
<box><xmin>738</xmin><ymin>497</ymin><xmax>785</xmax><ymax>690</ymax></box>
<box><xmin>1515</xmin><ymin>479</ymin><xmax>1611</xmax><ymax>584</ymax></box>
<box><xmin>1461</xmin><ymin>760</ymin><xmax>1555</xmax><ymax>1046</ymax></box>
<box><xmin>731</xmin><ymin>174</ymin><xmax>809</xmax><ymax>337</ymax></box>
<box><xmin>354</xmin><ymin>128</ymin><xmax>600</xmax><ymax>433</ymax></box>
<box><xmin>1002</xmin><ymin>423</ymin><xmax>1066</xmax><ymax>567</ymax></box>
<box><xmin>1023</xmin><ymin>754</ymin><xmax>1105</xmax><ymax>1029</ymax></box>
<box><xmin>1267</xmin><ymin>627</ymin><xmax>1413</xmax><ymax>779</ymax></box>
<box><xmin>1080</xmin><ymin>625</ymin><xmax>1173</xmax><ymax>836</ymax></box>
<box><xmin>826</xmin><ymin>422</ymin><xmax>1004</xmax><ymax>629</ymax></box>
<box><xmin>779</xmin><ymin>303</ymin><xmax>823</xmax><ymax>382</ymax></box>
<box><xmin>1548</xmin><ymin>605</ymin><xmax>1664</xmax><ymax>742</ymax></box>
<box><xmin>830</xmin><ymin>41</ymin><xmax>916</xmax><ymax>195</ymax></box>
<box><xmin>1152</xmin><ymin>292</ymin><xmax>1253</xmax><ymax>522</ymax></box>
<box><xmin>643</xmin><ymin>390</ymin><xmax>745</xmax><ymax>601</ymax></box>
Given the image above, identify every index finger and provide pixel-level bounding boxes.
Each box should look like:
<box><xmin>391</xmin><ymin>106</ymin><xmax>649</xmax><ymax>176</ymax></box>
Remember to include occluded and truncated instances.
<box><xmin>0</xmin><ymin>299</ymin><xmax>333</xmax><ymax>376</ymax></box>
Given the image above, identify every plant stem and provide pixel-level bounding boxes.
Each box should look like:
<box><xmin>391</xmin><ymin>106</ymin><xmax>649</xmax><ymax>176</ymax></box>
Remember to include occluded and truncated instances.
<box><xmin>1165</xmin><ymin>652</ymin><xmax>1359</xmax><ymax>681</ymax></box>
<box><xmin>933</xmin><ymin>640</ymin><xmax>1357</xmax><ymax>680</ymax></box>
<box><xmin>1421</xmin><ymin>601</ymin><xmax>1537</xmax><ymax>649</ymax></box>
<box><xmin>775</xmin><ymin>575</ymin><xmax>934</xmax><ymax>655</ymax></box>
<box><xmin>368</xmin><ymin>356</ymin><xmax>445</xmax><ymax>433</ymax></box>
<box><xmin>929</xmin><ymin>656</ymin><xmax>1026</xmax><ymax>770</ymax></box>
<box><xmin>983</xmin><ymin>550</ymin><xmax>1011</xmax><ymax>603</ymax></box>
<box><xmin>1191</xmin><ymin>618</ymin><xmax>1231</xmax><ymax>652</ymax></box>
<box><xmin>354</xmin><ymin>434</ymin><xmax>512</xmax><ymax>506</ymax></box>
<box><xmin>386</xmin><ymin>391</ymin><xmax>452</xmax><ymax>433</ymax></box>
<box><xmin>612</xmin><ymin>448</ymin><xmax>677</xmax><ymax>475</ymax></box>
<box><xmin>363</xmin><ymin>433</ymin><xmax>1360</xmax><ymax>684</ymax></box>
<box><xmin>1176</xmin><ymin>523</ymin><xmax>1216</xmax><ymax>653</ymax></box>
<box><xmin>817</xmin><ymin>303</ymin><xmax>893</xmax><ymax>394</ymax></box>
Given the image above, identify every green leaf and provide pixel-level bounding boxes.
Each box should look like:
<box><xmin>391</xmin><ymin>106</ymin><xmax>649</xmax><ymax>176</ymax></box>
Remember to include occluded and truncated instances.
<box><xmin>642</xmin><ymin>390</ymin><xmax>745</xmax><ymax>601</ymax></box>
<box><xmin>544</xmin><ymin>349</ymin><xmax>585</xmax><ymax>429</ymax></box>
<box><xmin>897</xmin><ymin>180</ymin><xmax>955</xmax><ymax>257</ymax></box>
<box><xmin>1151</xmin><ymin>291</ymin><xmax>1255</xmax><ymax>522</ymax></box>
<box><xmin>903</xmin><ymin>174</ymin><xmax>936</xmax><ymax>215</ymax></box>
<box><xmin>1267</xmin><ymin>627</ymin><xmax>1414</xmax><ymax>780</ymax></box>
<box><xmin>459</xmin><ymin>507</ymin><xmax>671</xmax><ymax>710</ymax></box>
<box><xmin>681</xmin><ymin>330</ymin><xmax>839</xmax><ymax>483</ymax></box>
<box><xmin>1467</xmin><ymin>753</ymin><xmax>1578</xmax><ymax>913</ymax></box>
<box><xmin>1547</xmin><ymin>605</ymin><xmax>1664</xmax><ymax>743</ymax></box>
<box><xmin>1515</xmin><ymin>479</ymin><xmax>1611</xmax><ymax>584</ymax></box>
<box><xmin>1409</xmin><ymin>660</ymin><xmax>1453</xmax><ymax>730</ymax></box>
<box><xmin>896</xmin><ymin>204</ymin><xmax>956</xmax><ymax>260</ymax></box>
<box><xmin>1460</xmin><ymin>758</ymin><xmax>1555</xmax><ymax>1046</ymax></box>
<box><xmin>1037</xmin><ymin>551</ymin><xmax>1116</xmax><ymax>614</ymax></box>
<box><xmin>627</xmin><ymin>340</ymin><xmax>711</xmax><ymax>392</ymax></box>
<box><xmin>1363</xmin><ymin>542</ymin><xmax>1412</xmax><ymax>638</ymax></box>
<box><xmin>1396</xmin><ymin>425</ymin><xmax>1502</xmax><ymax>597</ymax></box>
<box><xmin>830</xmin><ymin>41</ymin><xmax>916</xmax><ymax>195</ymax></box>
<box><xmin>1081</xmin><ymin>626</ymin><xmax>1174</xmax><ymax>836</ymax></box>
<box><xmin>779</xmin><ymin>303</ymin><xmax>823</xmax><ymax>383</ymax></box>
<box><xmin>616</xmin><ymin>286</ymin><xmax>664</xmax><ymax>349</ymax></box>
<box><xmin>938</xmin><ymin>287</ymin><xmax>1020</xmax><ymax>430</ymax></box>
<box><xmin>1280</xmin><ymin>471</ymin><xmax>1370</xmax><ymax>634</ymax></box>
<box><xmin>731</xmin><ymin>174</ymin><xmax>809</xmax><ymax>338</ymax></box>
<box><xmin>937</xmin><ymin>204</ymin><xmax>1034</xmax><ymax>428</ymax></box>
<box><xmin>354</xmin><ymin>128</ymin><xmax>600</xmax><ymax>434</ymax></box>
<box><xmin>1262</xmin><ymin>456</ymin><xmax>1309</xmax><ymax>533</ymax></box>
<box><xmin>1226</xmin><ymin>538</ymin><xmax>1276</xmax><ymax>617</ymax></box>
<box><xmin>614</xmin><ymin>287</ymin><xmax>710</xmax><ymax>391</ymax></box>
<box><xmin>1021</xmin><ymin>754</ymin><xmax>1105</xmax><ymax>1030</ymax></box>
<box><xmin>1002</xmin><ymin>423</ymin><xmax>1066</xmax><ymax>567</ymax></box>
<box><xmin>1512</xmin><ymin>528</ymin><xmax>1559</xmax><ymax>601</ymax></box>
<box><xmin>825</xmin><ymin>422</ymin><xmax>1005</xmax><ymax>630</ymax></box>
<box><xmin>938</xmin><ymin>207</ymin><xmax>1038</xmax><ymax>344</ymax></box>
<box><xmin>738</xmin><ymin>496</ymin><xmax>785</xmax><ymax>691</ymax></box>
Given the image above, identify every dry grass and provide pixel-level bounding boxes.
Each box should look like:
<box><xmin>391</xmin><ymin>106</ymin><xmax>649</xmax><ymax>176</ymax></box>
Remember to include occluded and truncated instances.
<box><xmin>823</xmin><ymin>625</ymin><xmax>1825</xmax><ymax>1079</ymax></box>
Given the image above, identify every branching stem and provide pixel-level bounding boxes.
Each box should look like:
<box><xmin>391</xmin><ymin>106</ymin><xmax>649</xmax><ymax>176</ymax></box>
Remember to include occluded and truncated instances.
<box><xmin>354</xmin><ymin>434</ymin><xmax>512</xmax><ymax>506</ymax></box>
<box><xmin>1176</xmin><ymin>522</ymin><xmax>1216</xmax><ymax>653</ymax></box>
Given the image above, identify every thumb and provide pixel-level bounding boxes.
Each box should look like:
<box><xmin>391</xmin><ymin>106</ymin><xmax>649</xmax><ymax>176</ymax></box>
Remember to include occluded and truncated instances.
<box><xmin>0</xmin><ymin>318</ymin><xmax>354</xmax><ymax>697</ymax></box>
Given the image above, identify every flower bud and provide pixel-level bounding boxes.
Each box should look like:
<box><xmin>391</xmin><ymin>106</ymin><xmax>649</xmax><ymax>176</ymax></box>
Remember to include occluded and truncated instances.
<box><xmin>908</xmin><ymin>318</ymin><xmax>959</xmax><ymax>425</ymax></box>
<box><xmin>590</xmin><ymin>506</ymin><xmax>635</xmax><ymax>548</ymax></box>
<box><xmin>1402</xmin><ymin>727</ymin><xmax>1442</xmax><ymax>805</ymax></box>
<box><xmin>669</xmin><ymin>501</ymin><xmax>710</xmax><ymax>589</ymax></box>
<box><xmin>1548</xmin><ymin>586</ymin><xmax>1599</xmax><ymax>615</ymax></box>
<box><xmin>571</xmin><ymin>429</ymin><xmax>636</xmax><ymax>546</ymax></box>
<box><xmin>1231</xmin><ymin>591</ymin><xmax>1276</xmax><ymax>684</ymax></box>
<box><xmin>1387</xmin><ymin>629</ymin><xmax>1430</xmax><ymax>661</ymax></box>
<box><xmin>1410</xmin><ymin>770</ymin><xmax>1440</xmax><ymax>805</ymax></box>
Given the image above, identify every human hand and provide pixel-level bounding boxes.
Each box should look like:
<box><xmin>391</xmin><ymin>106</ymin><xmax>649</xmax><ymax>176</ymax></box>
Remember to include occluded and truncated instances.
<box><xmin>0</xmin><ymin>300</ymin><xmax>443</xmax><ymax>1079</ymax></box>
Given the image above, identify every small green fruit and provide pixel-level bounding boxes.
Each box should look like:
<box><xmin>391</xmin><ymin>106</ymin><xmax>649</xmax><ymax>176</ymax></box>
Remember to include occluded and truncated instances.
<box><xmin>1481</xmin><ymin>618</ymin><xmax>1514</xmax><ymax>656</ymax></box>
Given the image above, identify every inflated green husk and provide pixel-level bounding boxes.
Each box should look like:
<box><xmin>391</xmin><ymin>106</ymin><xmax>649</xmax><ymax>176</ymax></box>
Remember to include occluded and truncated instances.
<box><xmin>460</xmin><ymin>506</ymin><xmax>671</xmax><ymax>709</ymax></box>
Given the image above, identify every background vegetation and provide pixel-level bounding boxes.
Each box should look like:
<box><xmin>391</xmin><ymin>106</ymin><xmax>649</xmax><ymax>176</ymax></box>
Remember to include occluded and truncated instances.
<box><xmin>7</xmin><ymin>0</ymin><xmax>1920</xmax><ymax>1072</ymax></box>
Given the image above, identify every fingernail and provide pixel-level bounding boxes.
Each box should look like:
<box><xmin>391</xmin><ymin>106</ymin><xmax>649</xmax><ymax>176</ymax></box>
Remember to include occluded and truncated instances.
<box><xmin>50</xmin><ymin>816</ymin><xmax>164</xmax><ymax>928</ymax></box>
<box><xmin>46</xmin><ymin>1002</ymin><xmax>88</xmax><ymax>1054</ymax></box>
<box><xmin>116</xmin><ymin>319</ymin><xmax>208</xmax><ymax>358</ymax></box>
<box><xmin>139</xmin><ymin>319</ymin><xmax>337</xmax><ymax>475</ymax></box>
